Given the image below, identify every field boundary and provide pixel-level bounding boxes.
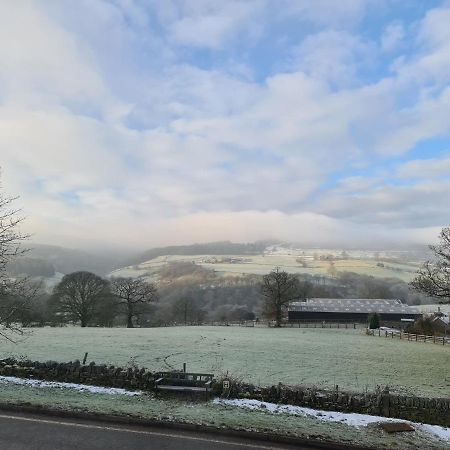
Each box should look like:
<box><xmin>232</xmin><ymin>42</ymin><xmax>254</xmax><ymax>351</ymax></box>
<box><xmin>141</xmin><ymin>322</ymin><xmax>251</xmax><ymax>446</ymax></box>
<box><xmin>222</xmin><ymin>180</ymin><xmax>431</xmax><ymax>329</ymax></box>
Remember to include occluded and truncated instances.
<box><xmin>1</xmin><ymin>358</ymin><xmax>449</xmax><ymax>426</ymax></box>
<box><xmin>155</xmin><ymin>320</ymin><xmax>365</xmax><ymax>329</ymax></box>
<box><xmin>366</xmin><ymin>329</ymin><xmax>450</xmax><ymax>346</ymax></box>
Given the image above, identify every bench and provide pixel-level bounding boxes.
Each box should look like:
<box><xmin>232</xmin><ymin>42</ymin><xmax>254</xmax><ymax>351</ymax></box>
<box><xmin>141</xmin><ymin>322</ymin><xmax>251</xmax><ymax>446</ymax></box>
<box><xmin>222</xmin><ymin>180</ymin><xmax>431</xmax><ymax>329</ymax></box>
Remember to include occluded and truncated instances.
<box><xmin>154</xmin><ymin>372</ymin><xmax>214</xmax><ymax>396</ymax></box>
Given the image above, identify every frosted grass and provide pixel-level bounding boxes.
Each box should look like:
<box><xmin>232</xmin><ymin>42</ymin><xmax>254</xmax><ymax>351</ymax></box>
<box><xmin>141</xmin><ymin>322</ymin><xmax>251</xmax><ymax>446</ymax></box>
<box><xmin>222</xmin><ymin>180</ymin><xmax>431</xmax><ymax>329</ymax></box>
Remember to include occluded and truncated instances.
<box><xmin>1</xmin><ymin>326</ymin><xmax>448</xmax><ymax>397</ymax></box>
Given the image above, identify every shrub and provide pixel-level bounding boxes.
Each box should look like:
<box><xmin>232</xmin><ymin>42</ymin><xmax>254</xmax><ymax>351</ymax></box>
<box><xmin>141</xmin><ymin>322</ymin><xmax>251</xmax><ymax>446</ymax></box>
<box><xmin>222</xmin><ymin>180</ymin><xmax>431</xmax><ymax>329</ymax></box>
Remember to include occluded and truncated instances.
<box><xmin>368</xmin><ymin>313</ymin><xmax>380</xmax><ymax>329</ymax></box>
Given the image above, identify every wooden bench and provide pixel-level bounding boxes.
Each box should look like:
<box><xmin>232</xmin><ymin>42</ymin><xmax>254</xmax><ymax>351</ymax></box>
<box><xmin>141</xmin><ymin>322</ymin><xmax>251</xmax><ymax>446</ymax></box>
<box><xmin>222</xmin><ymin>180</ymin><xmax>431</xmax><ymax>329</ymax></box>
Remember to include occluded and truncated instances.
<box><xmin>154</xmin><ymin>372</ymin><xmax>214</xmax><ymax>396</ymax></box>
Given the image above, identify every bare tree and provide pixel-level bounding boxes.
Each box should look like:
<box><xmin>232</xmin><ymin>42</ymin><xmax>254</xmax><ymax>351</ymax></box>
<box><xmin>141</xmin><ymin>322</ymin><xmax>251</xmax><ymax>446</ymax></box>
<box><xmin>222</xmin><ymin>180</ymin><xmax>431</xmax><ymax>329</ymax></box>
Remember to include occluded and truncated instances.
<box><xmin>52</xmin><ymin>271</ymin><xmax>110</xmax><ymax>327</ymax></box>
<box><xmin>4</xmin><ymin>278</ymin><xmax>47</xmax><ymax>332</ymax></box>
<box><xmin>261</xmin><ymin>268</ymin><xmax>302</xmax><ymax>327</ymax></box>
<box><xmin>0</xmin><ymin>180</ymin><xmax>32</xmax><ymax>340</ymax></box>
<box><xmin>410</xmin><ymin>227</ymin><xmax>450</xmax><ymax>304</ymax></box>
<box><xmin>111</xmin><ymin>277</ymin><xmax>158</xmax><ymax>328</ymax></box>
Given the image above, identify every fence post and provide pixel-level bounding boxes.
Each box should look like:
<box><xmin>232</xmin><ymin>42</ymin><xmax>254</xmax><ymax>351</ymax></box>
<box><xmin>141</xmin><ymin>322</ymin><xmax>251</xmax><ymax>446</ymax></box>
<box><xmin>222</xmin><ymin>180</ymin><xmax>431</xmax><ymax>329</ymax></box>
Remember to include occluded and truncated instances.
<box><xmin>381</xmin><ymin>387</ymin><xmax>390</xmax><ymax>417</ymax></box>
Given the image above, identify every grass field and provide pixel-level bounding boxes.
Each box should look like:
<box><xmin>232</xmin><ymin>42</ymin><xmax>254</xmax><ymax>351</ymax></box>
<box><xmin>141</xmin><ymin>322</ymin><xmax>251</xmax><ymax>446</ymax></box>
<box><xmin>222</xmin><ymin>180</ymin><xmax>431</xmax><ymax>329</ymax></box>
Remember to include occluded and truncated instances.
<box><xmin>110</xmin><ymin>253</ymin><xmax>421</xmax><ymax>281</ymax></box>
<box><xmin>1</xmin><ymin>326</ymin><xmax>448</xmax><ymax>398</ymax></box>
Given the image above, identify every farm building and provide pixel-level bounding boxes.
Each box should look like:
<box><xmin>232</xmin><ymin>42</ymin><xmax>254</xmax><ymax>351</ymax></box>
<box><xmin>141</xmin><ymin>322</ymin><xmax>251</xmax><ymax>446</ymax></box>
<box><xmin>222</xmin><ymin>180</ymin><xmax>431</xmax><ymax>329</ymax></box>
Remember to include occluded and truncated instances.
<box><xmin>288</xmin><ymin>298</ymin><xmax>422</xmax><ymax>324</ymax></box>
<box><xmin>432</xmin><ymin>314</ymin><xmax>449</xmax><ymax>334</ymax></box>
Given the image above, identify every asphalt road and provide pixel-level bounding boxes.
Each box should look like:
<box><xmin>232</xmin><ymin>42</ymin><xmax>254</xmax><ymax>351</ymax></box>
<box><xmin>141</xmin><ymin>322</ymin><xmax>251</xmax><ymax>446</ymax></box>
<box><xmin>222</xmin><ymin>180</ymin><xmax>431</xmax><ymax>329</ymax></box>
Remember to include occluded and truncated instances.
<box><xmin>0</xmin><ymin>411</ymin><xmax>335</xmax><ymax>450</ymax></box>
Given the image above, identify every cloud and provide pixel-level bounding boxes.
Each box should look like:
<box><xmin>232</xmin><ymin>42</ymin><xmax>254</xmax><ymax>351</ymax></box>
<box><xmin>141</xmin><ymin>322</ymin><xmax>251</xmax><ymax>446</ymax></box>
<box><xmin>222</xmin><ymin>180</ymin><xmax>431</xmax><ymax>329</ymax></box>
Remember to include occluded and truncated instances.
<box><xmin>381</xmin><ymin>22</ymin><xmax>405</xmax><ymax>52</ymax></box>
<box><xmin>0</xmin><ymin>2</ymin><xmax>109</xmax><ymax>108</ymax></box>
<box><xmin>1</xmin><ymin>0</ymin><xmax>450</xmax><ymax>250</ymax></box>
<box><xmin>397</xmin><ymin>155</ymin><xmax>450</xmax><ymax>179</ymax></box>
<box><xmin>148</xmin><ymin>0</ymin><xmax>264</xmax><ymax>49</ymax></box>
<box><xmin>293</xmin><ymin>30</ymin><xmax>374</xmax><ymax>88</ymax></box>
<box><xmin>279</xmin><ymin>0</ymin><xmax>381</xmax><ymax>27</ymax></box>
<box><xmin>313</xmin><ymin>178</ymin><xmax>450</xmax><ymax>228</ymax></box>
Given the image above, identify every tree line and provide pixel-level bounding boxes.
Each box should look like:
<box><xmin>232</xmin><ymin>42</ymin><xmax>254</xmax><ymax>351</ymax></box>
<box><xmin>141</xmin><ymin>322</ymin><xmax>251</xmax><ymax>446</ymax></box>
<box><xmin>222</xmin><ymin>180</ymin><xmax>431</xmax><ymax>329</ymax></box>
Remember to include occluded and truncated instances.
<box><xmin>39</xmin><ymin>272</ymin><xmax>157</xmax><ymax>328</ymax></box>
<box><xmin>3</xmin><ymin>259</ymin><xmax>447</xmax><ymax>329</ymax></box>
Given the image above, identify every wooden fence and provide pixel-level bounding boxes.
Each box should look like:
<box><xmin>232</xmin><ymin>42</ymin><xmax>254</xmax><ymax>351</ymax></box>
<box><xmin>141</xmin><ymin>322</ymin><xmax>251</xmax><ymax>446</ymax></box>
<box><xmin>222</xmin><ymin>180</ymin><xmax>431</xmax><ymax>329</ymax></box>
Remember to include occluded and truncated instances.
<box><xmin>367</xmin><ymin>328</ymin><xmax>449</xmax><ymax>345</ymax></box>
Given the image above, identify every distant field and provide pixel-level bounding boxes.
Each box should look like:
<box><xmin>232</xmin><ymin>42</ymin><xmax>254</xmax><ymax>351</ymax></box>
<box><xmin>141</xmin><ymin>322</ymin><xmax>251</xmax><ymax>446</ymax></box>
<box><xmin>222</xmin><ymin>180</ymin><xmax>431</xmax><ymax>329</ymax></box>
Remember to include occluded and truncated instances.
<box><xmin>110</xmin><ymin>253</ymin><xmax>421</xmax><ymax>281</ymax></box>
<box><xmin>2</xmin><ymin>326</ymin><xmax>448</xmax><ymax>398</ymax></box>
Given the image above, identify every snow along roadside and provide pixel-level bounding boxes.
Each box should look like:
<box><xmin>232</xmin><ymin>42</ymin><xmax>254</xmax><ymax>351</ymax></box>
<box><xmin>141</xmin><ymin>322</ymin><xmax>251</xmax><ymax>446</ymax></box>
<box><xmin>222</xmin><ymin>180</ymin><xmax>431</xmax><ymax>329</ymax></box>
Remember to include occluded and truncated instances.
<box><xmin>0</xmin><ymin>375</ymin><xmax>142</xmax><ymax>396</ymax></box>
<box><xmin>2</xmin><ymin>375</ymin><xmax>448</xmax><ymax>443</ymax></box>
<box><xmin>213</xmin><ymin>398</ymin><xmax>450</xmax><ymax>443</ymax></box>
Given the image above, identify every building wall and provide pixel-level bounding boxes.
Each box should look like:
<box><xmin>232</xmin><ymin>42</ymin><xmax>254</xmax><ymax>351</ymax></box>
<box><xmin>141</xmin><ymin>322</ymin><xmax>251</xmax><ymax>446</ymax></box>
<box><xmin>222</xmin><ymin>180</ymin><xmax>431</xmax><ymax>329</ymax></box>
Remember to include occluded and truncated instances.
<box><xmin>288</xmin><ymin>311</ymin><xmax>422</xmax><ymax>323</ymax></box>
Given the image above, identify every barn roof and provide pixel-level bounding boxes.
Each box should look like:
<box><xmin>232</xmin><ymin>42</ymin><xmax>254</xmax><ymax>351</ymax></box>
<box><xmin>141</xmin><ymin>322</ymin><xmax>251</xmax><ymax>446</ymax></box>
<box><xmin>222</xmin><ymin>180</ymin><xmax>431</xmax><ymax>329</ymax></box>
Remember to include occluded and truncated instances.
<box><xmin>289</xmin><ymin>298</ymin><xmax>421</xmax><ymax>315</ymax></box>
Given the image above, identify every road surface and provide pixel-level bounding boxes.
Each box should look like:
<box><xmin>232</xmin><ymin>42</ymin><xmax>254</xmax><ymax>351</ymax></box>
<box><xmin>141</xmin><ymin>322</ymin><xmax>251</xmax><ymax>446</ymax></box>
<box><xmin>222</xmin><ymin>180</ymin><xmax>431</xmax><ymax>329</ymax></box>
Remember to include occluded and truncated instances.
<box><xmin>0</xmin><ymin>411</ymin><xmax>342</xmax><ymax>450</ymax></box>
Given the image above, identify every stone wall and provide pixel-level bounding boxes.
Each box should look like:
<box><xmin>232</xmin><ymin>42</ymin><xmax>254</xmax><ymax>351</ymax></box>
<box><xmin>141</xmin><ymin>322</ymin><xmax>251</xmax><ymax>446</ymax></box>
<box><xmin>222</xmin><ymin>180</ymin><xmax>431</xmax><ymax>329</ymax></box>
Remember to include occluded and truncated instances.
<box><xmin>0</xmin><ymin>358</ymin><xmax>155</xmax><ymax>391</ymax></box>
<box><xmin>0</xmin><ymin>358</ymin><xmax>448</xmax><ymax>426</ymax></box>
<box><xmin>217</xmin><ymin>382</ymin><xmax>450</xmax><ymax>427</ymax></box>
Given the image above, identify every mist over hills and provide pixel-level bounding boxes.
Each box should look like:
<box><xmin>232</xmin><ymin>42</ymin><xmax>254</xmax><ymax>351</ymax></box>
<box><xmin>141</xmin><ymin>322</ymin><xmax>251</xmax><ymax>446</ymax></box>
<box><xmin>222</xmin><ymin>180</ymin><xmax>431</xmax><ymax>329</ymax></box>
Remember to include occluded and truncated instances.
<box><xmin>22</xmin><ymin>244</ymin><xmax>129</xmax><ymax>276</ymax></box>
<box><xmin>9</xmin><ymin>239</ymin><xmax>430</xmax><ymax>279</ymax></box>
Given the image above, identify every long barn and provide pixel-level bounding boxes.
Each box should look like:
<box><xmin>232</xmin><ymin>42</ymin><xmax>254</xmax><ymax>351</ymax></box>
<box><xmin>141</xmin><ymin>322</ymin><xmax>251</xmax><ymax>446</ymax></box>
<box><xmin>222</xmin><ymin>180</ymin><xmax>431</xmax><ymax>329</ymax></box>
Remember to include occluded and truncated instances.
<box><xmin>288</xmin><ymin>298</ymin><xmax>422</xmax><ymax>323</ymax></box>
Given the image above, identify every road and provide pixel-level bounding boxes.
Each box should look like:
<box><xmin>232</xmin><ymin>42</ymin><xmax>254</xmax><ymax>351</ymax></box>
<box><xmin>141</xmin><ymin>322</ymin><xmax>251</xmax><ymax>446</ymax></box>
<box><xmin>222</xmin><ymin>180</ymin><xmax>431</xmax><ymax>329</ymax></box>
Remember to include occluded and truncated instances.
<box><xmin>0</xmin><ymin>411</ymin><xmax>341</xmax><ymax>450</ymax></box>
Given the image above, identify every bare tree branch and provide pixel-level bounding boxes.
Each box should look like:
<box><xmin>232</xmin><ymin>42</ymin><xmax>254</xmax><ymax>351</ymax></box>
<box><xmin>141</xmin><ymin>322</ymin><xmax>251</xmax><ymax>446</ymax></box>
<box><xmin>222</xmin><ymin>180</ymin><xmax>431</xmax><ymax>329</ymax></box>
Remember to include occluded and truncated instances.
<box><xmin>410</xmin><ymin>227</ymin><xmax>450</xmax><ymax>304</ymax></box>
<box><xmin>0</xmin><ymin>177</ymin><xmax>32</xmax><ymax>340</ymax></box>
<box><xmin>261</xmin><ymin>267</ymin><xmax>302</xmax><ymax>327</ymax></box>
<box><xmin>111</xmin><ymin>277</ymin><xmax>158</xmax><ymax>328</ymax></box>
<box><xmin>52</xmin><ymin>271</ymin><xmax>110</xmax><ymax>327</ymax></box>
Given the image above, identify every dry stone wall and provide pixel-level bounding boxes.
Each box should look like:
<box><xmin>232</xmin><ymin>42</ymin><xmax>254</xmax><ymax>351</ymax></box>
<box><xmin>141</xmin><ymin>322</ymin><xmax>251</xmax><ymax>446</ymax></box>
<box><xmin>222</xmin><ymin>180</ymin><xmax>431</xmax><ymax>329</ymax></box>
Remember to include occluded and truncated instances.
<box><xmin>220</xmin><ymin>382</ymin><xmax>450</xmax><ymax>426</ymax></box>
<box><xmin>0</xmin><ymin>358</ymin><xmax>448</xmax><ymax>426</ymax></box>
<box><xmin>0</xmin><ymin>358</ymin><xmax>155</xmax><ymax>391</ymax></box>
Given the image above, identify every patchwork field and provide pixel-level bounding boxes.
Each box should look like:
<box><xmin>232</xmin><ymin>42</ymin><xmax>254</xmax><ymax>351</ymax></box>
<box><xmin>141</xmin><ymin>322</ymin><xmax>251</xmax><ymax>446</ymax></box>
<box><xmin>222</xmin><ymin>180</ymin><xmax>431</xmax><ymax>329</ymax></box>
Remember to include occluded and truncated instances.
<box><xmin>1</xmin><ymin>326</ymin><xmax>448</xmax><ymax>398</ymax></box>
<box><xmin>110</xmin><ymin>253</ymin><xmax>421</xmax><ymax>281</ymax></box>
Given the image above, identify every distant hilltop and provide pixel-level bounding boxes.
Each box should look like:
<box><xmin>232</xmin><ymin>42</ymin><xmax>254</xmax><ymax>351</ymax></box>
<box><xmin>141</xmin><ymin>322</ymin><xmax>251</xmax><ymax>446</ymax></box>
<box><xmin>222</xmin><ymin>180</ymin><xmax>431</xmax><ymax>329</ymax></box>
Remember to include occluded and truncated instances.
<box><xmin>123</xmin><ymin>240</ymin><xmax>276</xmax><ymax>267</ymax></box>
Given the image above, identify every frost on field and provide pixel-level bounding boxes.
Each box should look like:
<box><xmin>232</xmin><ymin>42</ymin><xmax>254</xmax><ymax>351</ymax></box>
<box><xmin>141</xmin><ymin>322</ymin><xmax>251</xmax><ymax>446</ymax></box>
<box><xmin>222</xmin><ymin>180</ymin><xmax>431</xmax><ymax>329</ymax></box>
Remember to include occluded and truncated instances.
<box><xmin>0</xmin><ymin>326</ymin><xmax>448</xmax><ymax>398</ymax></box>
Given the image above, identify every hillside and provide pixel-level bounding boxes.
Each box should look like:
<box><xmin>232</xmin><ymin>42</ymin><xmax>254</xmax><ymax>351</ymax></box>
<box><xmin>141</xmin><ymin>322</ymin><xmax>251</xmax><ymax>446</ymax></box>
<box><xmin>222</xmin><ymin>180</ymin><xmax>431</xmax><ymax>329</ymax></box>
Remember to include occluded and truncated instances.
<box><xmin>123</xmin><ymin>240</ymin><xmax>274</xmax><ymax>267</ymax></box>
<box><xmin>112</xmin><ymin>245</ymin><xmax>424</xmax><ymax>283</ymax></box>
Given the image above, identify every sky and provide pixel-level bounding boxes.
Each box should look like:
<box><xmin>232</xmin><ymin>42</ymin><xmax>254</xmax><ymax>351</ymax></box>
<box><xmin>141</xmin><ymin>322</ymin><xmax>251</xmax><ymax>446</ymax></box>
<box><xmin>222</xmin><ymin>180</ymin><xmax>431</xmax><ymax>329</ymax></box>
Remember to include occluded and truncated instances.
<box><xmin>1</xmin><ymin>0</ymin><xmax>450</xmax><ymax>251</ymax></box>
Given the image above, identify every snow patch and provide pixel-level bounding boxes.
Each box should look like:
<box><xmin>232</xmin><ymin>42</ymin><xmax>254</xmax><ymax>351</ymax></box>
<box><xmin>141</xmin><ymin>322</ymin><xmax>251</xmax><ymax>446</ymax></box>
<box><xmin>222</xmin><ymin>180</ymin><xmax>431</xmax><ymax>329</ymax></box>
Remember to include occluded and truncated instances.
<box><xmin>213</xmin><ymin>398</ymin><xmax>450</xmax><ymax>442</ymax></box>
<box><xmin>421</xmin><ymin>424</ymin><xmax>450</xmax><ymax>442</ymax></box>
<box><xmin>0</xmin><ymin>376</ymin><xmax>142</xmax><ymax>396</ymax></box>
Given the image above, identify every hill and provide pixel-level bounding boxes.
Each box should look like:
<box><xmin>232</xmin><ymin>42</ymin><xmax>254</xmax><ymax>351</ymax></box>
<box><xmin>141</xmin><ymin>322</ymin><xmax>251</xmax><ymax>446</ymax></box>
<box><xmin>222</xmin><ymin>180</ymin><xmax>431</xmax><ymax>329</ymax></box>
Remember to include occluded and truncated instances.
<box><xmin>123</xmin><ymin>240</ymin><xmax>273</xmax><ymax>267</ymax></box>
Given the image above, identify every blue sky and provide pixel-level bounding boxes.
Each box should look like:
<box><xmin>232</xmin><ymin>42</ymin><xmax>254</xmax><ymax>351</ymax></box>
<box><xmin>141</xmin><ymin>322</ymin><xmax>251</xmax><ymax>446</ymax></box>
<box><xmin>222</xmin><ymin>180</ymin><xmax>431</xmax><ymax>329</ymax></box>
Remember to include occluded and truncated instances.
<box><xmin>1</xmin><ymin>0</ymin><xmax>450</xmax><ymax>249</ymax></box>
